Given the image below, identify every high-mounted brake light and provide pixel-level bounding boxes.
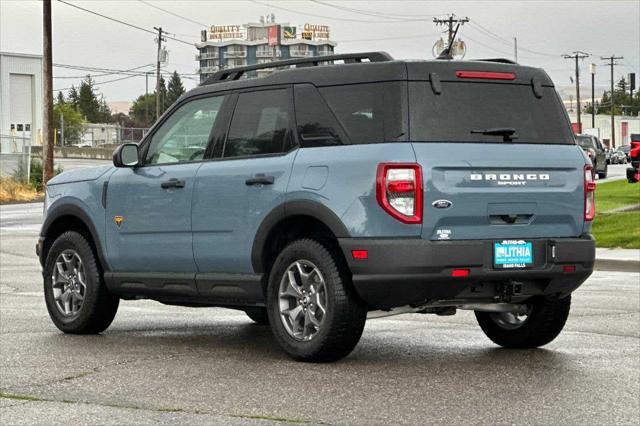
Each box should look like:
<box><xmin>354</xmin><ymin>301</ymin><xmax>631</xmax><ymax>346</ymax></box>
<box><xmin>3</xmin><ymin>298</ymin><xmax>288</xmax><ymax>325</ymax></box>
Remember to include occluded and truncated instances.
<box><xmin>451</xmin><ymin>268</ymin><xmax>470</xmax><ymax>278</ymax></box>
<box><xmin>584</xmin><ymin>164</ymin><xmax>596</xmax><ymax>221</ymax></box>
<box><xmin>456</xmin><ymin>71</ymin><xmax>516</xmax><ymax>80</ymax></box>
<box><xmin>376</xmin><ymin>163</ymin><xmax>423</xmax><ymax>224</ymax></box>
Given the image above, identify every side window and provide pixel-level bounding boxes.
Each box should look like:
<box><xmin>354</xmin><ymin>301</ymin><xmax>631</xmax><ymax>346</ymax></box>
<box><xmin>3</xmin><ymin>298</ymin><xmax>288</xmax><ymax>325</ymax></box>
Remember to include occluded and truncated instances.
<box><xmin>319</xmin><ymin>82</ymin><xmax>407</xmax><ymax>145</ymax></box>
<box><xmin>145</xmin><ymin>96</ymin><xmax>224</xmax><ymax>165</ymax></box>
<box><xmin>224</xmin><ymin>89</ymin><xmax>291</xmax><ymax>158</ymax></box>
<box><xmin>294</xmin><ymin>84</ymin><xmax>345</xmax><ymax>147</ymax></box>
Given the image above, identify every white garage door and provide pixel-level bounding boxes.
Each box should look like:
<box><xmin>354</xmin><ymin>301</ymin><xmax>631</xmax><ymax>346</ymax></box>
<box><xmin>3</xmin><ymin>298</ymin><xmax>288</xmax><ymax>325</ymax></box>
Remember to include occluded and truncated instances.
<box><xmin>9</xmin><ymin>73</ymin><xmax>34</xmax><ymax>140</ymax></box>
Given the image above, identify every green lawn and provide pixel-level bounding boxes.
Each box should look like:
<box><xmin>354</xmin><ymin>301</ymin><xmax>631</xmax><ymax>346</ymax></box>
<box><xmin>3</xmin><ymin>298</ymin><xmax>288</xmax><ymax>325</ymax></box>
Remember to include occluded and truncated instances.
<box><xmin>595</xmin><ymin>179</ymin><xmax>640</xmax><ymax>212</ymax></box>
<box><xmin>592</xmin><ymin>179</ymin><xmax>640</xmax><ymax>248</ymax></box>
<box><xmin>592</xmin><ymin>211</ymin><xmax>640</xmax><ymax>249</ymax></box>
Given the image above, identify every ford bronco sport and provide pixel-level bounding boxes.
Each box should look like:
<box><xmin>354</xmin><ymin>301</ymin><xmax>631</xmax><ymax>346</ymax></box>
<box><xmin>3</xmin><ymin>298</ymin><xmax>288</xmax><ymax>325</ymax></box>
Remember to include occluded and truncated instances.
<box><xmin>38</xmin><ymin>52</ymin><xmax>596</xmax><ymax>362</ymax></box>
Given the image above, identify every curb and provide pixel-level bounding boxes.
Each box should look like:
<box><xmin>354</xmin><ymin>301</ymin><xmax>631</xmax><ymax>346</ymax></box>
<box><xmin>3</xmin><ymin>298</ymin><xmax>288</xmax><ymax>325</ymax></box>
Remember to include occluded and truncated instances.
<box><xmin>595</xmin><ymin>258</ymin><xmax>640</xmax><ymax>273</ymax></box>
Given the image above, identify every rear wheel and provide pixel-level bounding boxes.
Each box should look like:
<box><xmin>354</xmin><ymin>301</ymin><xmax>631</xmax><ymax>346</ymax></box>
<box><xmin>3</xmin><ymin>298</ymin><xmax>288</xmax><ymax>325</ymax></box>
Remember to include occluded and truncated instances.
<box><xmin>267</xmin><ymin>239</ymin><xmax>367</xmax><ymax>362</ymax></box>
<box><xmin>44</xmin><ymin>231</ymin><xmax>119</xmax><ymax>334</ymax></box>
<box><xmin>475</xmin><ymin>296</ymin><xmax>571</xmax><ymax>348</ymax></box>
<box><xmin>598</xmin><ymin>163</ymin><xmax>608</xmax><ymax>179</ymax></box>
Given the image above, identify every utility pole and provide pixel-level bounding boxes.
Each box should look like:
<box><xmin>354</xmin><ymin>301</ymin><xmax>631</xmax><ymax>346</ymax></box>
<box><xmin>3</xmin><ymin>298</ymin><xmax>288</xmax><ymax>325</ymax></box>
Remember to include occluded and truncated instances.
<box><xmin>42</xmin><ymin>0</ymin><xmax>54</xmax><ymax>184</ymax></box>
<box><xmin>154</xmin><ymin>27</ymin><xmax>165</xmax><ymax>122</ymax></box>
<box><xmin>589</xmin><ymin>63</ymin><xmax>596</xmax><ymax>129</ymax></box>
<box><xmin>562</xmin><ymin>51</ymin><xmax>590</xmax><ymax>133</ymax></box>
<box><xmin>601</xmin><ymin>55</ymin><xmax>623</xmax><ymax>148</ymax></box>
<box><xmin>433</xmin><ymin>14</ymin><xmax>469</xmax><ymax>47</ymax></box>
<box><xmin>145</xmin><ymin>72</ymin><xmax>149</xmax><ymax>125</ymax></box>
<box><xmin>60</xmin><ymin>112</ymin><xmax>64</xmax><ymax>146</ymax></box>
<box><xmin>514</xmin><ymin>37</ymin><xmax>518</xmax><ymax>63</ymax></box>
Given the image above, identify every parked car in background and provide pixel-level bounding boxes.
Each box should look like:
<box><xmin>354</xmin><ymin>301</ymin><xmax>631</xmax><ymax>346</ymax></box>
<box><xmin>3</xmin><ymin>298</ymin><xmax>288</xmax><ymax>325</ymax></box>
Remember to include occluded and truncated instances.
<box><xmin>576</xmin><ymin>134</ymin><xmax>607</xmax><ymax>178</ymax></box>
<box><xmin>610</xmin><ymin>149</ymin><xmax>628</xmax><ymax>164</ymax></box>
<box><xmin>619</xmin><ymin>144</ymin><xmax>631</xmax><ymax>162</ymax></box>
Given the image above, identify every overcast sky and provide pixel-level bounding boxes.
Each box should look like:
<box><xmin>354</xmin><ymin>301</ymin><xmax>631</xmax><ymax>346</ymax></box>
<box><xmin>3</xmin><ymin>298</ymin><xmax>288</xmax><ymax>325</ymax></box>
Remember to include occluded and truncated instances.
<box><xmin>1</xmin><ymin>0</ymin><xmax>638</xmax><ymax>103</ymax></box>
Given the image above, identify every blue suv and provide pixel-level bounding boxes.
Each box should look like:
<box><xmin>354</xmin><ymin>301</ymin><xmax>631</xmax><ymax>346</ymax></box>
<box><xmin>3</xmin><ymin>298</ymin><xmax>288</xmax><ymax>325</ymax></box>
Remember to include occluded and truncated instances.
<box><xmin>38</xmin><ymin>53</ymin><xmax>596</xmax><ymax>362</ymax></box>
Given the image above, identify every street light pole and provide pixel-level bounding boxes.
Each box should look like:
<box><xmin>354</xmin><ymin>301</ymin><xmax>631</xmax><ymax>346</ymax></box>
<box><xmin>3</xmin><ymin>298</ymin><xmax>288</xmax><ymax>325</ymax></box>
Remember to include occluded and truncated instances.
<box><xmin>589</xmin><ymin>63</ymin><xmax>596</xmax><ymax>129</ymax></box>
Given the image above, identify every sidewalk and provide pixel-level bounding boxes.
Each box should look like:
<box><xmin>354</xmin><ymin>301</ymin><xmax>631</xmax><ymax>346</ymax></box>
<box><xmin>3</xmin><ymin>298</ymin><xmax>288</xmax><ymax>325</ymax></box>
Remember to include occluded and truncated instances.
<box><xmin>595</xmin><ymin>248</ymin><xmax>640</xmax><ymax>272</ymax></box>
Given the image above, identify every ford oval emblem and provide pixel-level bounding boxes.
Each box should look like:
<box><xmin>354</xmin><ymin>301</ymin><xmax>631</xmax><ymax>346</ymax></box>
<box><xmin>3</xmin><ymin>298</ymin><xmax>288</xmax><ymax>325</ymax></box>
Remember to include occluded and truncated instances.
<box><xmin>432</xmin><ymin>199</ymin><xmax>452</xmax><ymax>209</ymax></box>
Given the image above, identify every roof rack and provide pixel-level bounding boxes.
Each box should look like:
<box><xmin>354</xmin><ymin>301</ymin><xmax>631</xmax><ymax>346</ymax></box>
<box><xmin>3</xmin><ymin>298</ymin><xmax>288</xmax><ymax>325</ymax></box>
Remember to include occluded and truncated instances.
<box><xmin>202</xmin><ymin>51</ymin><xmax>393</xmax><ymax>85</ymax></box>
<box><xmin>474</xmin><ymin>58</ymin><xmax>518</xmax><ymax>64</ymax></box>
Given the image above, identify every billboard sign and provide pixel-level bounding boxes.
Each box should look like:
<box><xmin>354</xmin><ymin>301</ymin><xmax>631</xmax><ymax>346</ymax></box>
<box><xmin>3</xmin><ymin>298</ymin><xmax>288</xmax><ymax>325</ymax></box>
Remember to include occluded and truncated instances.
<box><xmin>283</xmin><ymin>26</ymin><xmax>296</xmax><ymax>39</ymax></box>
<box><xmin>208</xmin><ymin>25</ymin><xmax>244</xmax><ymax>41</ymax></box>
<box><xmin>303</xmin><ymin>23</ymin><xmax>330</xmax><ymax>40</ymax></box>
<box><xmin>268</xmin><ymin>25</ymin><xmax>281</xmax><ymax>46</ymax></box>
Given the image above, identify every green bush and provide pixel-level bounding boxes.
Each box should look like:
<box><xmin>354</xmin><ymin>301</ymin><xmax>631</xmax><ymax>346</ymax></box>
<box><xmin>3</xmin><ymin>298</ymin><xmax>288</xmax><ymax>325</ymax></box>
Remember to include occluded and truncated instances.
<box><xmin>12</xmin><ymin>158</ymin><xmax>63</xmax><ymax>191</ymax></box>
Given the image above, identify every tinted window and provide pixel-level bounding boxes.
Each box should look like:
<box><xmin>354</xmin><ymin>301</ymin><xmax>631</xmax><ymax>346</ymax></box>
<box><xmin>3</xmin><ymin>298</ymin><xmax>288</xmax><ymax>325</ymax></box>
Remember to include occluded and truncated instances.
<box><xmin>294</xmin><ymin>84</ymin><xmax>346</xmax><ymax>147</ymax></box>
<box><xmin>319</xmin><ymin>82</ymin><xmax>407</xmax><ymax>144</ymax></box>
<box><xmin>224</xmin><ymin>89</ymin><xmax>291</xmax><ymax>158</ymax></box>
<box><xmin>576</xmin><ymin>136</ymin><xmax>594</xmax><ymax>149</ymax></box>
<box><xmin>409</xmin><ymin>82</ymin><xmax>575</xmax><ymax>144</ymax></box>
<box><xmin>145</xmin><ymin>96</ymin><xmax>224</xmax><ymax>164</ymax></box>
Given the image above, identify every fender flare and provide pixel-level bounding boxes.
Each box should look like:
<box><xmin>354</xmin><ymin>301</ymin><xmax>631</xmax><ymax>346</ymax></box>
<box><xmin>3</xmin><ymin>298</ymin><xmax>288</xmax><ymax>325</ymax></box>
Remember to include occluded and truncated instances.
<box><xmin>251</xmin><ymin>200</ymin><xmax>350</xmax><ymax>273</ymax></box>
<box><xmin>40</xmin><ymin>203</ymin><xmax>110</xmax><ymax>271</ymax></box>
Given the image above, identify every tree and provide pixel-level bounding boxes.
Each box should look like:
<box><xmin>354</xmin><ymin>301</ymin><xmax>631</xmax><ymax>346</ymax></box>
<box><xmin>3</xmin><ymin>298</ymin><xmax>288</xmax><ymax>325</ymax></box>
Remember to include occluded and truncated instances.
<box><xmin>67</xmin><ymin>85</ymin><xmax>79</xmax><ymax>109</ymax></box>
<box><xmin>56</xmin><ymin>91</ymin><xmax>65</xmax><ymax>105</ymax></box>
<box><xmin>77</xmin><ymin>75</ymin><xmax>101</xmax><ymax>122</ymax></box>
<box><xmin>159</xmin><ymin>76</ymin><xmax>168</xmax><ymax>113</ymax></box>
<box><xmin>53</xmin><ymin>101</ymin><xmax>84</xmax><ymax>145</ymax></box>
<box><xmin>166</xmin><ymin>71</ymin><xmax>185</xmax><ymax>107</ymax></box>
<box><xmin>129</xmin><ymin>93</ymin><xmax>157</xmax><ymax>127</ymax></box>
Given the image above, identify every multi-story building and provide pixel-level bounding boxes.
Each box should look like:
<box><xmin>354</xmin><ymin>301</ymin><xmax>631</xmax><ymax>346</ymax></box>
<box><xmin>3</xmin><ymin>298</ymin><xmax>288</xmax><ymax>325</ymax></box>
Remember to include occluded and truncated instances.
<box><xmin>195</xmin><ymin>16</ymin><xmax>337</xmax><ymax>83</ymax></box>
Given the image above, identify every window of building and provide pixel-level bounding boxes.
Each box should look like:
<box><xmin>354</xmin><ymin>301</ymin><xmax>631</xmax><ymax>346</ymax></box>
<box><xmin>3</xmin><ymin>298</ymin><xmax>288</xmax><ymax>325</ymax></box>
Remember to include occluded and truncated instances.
<box><xmin>224</xmin><ymin>89</ymin><xmax>291</xmax><ymax>158</ymax></box>
<box><xmin>145</xmin><ymin>96</ymin><xmax>225</xmax><ymax>164</ymax></box>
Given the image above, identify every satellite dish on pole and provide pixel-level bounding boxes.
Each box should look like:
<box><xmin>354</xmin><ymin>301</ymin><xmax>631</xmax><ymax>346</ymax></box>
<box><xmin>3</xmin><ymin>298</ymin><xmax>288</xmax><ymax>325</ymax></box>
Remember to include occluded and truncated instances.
<box><xmin>433</xmin><ymin>37</ymin><xmax>467</xmax><ymax>59</ymax></box>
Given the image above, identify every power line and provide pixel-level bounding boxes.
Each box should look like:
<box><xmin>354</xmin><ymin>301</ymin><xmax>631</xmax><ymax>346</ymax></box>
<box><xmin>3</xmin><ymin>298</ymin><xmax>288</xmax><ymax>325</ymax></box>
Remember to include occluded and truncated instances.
<box><xmin>53</xmin><ymin>63</ymin><xmax>155</xmax><ymax>79</ymax></box>
<box><xmin>54</xmin><ymin>74</ymin><xmax>144</xmax><ymax>92</ymax></box>
<box><xmin>249</xmin><ymin>0</ymin><xmax>431</xmax><ymax>23</ymax></box>
<box><xmin>138</xmin><ymin>0</ymin><xmax>208</xmax><ymax>28</ymax></box>
<box><xmin>57</xmin><ymin>0</ymin><xmax>193</xmax><ymax>46</ymax></box>
<box><xmin>310</xmin><ymin>1</ymin><xmax>442</xmax><ymax>20</ymax></box>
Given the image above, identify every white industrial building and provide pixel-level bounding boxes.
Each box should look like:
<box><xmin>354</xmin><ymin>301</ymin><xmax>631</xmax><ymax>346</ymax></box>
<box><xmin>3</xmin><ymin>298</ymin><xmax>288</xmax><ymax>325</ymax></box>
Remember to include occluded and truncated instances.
<box><xmin>0</xmin><ymin>52</ymin><xmax>43</xmax><ymax>151</ymax></box>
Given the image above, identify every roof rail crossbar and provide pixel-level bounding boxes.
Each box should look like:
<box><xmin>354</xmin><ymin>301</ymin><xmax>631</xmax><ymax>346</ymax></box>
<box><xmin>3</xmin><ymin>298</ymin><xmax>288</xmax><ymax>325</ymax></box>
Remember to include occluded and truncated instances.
<box><xmin>473</xmin><ymin>58</ymin><xmax>518</xmax><ymax>64</ymax></box>
<box><xmin>202</xmin><ymin>51</ymin><xmax>393</xmax><ymax>85</ymax></box>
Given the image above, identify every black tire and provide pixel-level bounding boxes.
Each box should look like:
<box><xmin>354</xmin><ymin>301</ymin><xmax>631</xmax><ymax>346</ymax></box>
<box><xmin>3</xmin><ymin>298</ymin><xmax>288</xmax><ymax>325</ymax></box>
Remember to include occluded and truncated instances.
<box><xmin>475</xmin><ymin>296</ymin><xmax>571</xmax><ymax>349</ymax></box>
<box><xmin>598</xmin><ymin>163</ymin><xmax>608</xmax><ymax>179</ymax></box>
<box><xmin>44</xmin><ymin>231</ymin><xmax>119</xmax><ymax>334</ymax></box>
<box><xmin>266</xmin><ymin>239</ymin><xmax>367</xmax><ymax>362</ymax></box>
<box><xmin>245</xmin><ymin>307</ymin><xmax>269</xmax><ymax>325</ymax></box>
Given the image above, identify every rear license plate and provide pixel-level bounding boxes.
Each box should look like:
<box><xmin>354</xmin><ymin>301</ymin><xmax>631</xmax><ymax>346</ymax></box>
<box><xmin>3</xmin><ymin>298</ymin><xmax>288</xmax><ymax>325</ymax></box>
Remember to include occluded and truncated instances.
<box><xmin>493</xmin><ymin>240</ymin><xmax>533</xmax><ymax>269</ymax></box>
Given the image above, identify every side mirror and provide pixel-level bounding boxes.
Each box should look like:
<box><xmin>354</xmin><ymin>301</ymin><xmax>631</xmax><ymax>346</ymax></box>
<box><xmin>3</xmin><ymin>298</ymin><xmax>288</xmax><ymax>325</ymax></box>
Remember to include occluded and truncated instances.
<box><xmin>113</xmin><ymin>143</ymin><xmax>140</xmax><ymax>168</ymax></box>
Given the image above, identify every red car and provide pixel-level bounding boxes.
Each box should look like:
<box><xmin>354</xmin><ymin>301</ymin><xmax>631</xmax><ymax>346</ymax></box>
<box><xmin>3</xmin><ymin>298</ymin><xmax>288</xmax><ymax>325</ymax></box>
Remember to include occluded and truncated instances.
<box><xmin>627</xmin><ymin>133</ymin><xmax>640</xmax><ymax>183</ymax></box>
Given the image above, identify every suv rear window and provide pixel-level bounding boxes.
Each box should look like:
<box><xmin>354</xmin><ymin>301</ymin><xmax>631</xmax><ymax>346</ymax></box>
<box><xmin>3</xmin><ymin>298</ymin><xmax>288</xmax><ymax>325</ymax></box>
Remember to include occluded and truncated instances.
<box><xmin>409</xmin><ymin>82</ymin><xmax>574</xmax><ymax>144</ymax></box>
<box><xmin>319</xmin><ymin>82</ymin><xmax>407</xmax><ymax>144</ymax></box>
<box><xmin>576</xmin><ymin>136</ymin><xmax>594</xmax><ymax>149</ymax></box>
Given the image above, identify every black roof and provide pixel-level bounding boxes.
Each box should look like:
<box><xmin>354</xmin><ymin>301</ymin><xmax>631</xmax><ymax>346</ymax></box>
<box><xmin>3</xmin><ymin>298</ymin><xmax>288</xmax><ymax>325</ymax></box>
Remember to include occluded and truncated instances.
<box><xmin>188</xmin><ymin>51</ymin><xmax>554</xmax><ymax>98</ymax></box>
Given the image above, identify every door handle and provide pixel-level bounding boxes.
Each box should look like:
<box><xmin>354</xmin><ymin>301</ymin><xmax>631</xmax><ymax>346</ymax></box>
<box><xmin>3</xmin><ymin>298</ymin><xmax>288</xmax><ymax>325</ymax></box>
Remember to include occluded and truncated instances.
<box><xmin>161</xmin><ymin>178</ymin><xmax>186</xmax><ymax>189</ymax></box>
<box><xmin>245</xmin><ymin>175</ymin><xmax>275</xmax><ymax>186</ymax></box>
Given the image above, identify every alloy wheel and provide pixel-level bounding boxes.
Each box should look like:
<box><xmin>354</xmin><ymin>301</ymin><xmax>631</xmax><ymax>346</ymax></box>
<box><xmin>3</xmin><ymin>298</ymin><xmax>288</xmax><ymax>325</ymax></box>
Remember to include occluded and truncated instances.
<box><xmin>278</xmin><ymin>260</ymin><xmax>327</xmax><ymax>341</ymax></box>
<box><xmin>51</xmin><ymin>249</ymin><xmax>86</xmax><ymax>317</ymax></box>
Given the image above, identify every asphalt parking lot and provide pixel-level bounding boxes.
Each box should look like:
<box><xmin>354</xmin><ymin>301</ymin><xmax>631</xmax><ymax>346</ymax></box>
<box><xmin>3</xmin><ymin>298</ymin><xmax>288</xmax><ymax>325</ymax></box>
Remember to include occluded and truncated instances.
<box><xmin>1</xmin><ymin>202</ymin><xmax>639</xmax><ymax>425</ymax></box>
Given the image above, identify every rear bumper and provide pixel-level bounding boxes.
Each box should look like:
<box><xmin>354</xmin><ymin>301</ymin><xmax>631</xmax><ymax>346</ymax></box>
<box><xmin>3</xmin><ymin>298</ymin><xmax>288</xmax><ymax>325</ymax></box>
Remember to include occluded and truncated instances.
<box><xmin>339</xmin><ymin>236</ymin><xmax>595</xmax><ymax>309</ymax></box>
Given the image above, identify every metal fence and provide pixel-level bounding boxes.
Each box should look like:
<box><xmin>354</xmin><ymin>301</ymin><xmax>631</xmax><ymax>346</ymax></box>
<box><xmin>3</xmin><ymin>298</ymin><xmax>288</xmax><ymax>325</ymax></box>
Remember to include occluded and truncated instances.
<box><xmin>0</xmin><ymin>135</ymin><xmax>32</xmax><ymax>182</ymax></box>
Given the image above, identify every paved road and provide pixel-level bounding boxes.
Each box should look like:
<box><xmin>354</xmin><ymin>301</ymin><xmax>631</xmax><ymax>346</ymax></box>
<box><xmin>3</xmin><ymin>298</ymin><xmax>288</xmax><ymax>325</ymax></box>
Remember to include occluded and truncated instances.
<box><xmin>1</xmin><ymin>203</ymin><xmax>639</xmax><ymax>425</ymax></box>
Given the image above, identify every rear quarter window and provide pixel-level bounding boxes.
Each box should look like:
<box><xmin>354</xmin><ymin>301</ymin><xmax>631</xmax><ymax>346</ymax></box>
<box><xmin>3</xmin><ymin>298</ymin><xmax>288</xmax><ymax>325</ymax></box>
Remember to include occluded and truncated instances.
<box><xmin>319</xmin><ymin>82</ymin><xmax>407</xmax><ymax>144</ymax></box>
<box><xmin>409</xmin><ymin>81</ymin><xmax>575</xmax><ymax>144</ymax></box>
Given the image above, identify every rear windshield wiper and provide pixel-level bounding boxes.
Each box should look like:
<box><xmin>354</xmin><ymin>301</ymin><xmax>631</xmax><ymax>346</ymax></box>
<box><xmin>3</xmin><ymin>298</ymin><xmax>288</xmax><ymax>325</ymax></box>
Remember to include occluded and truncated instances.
<box><xmin>470</xmin><ymin>127</ymin><xmax>519</xmax><ymax>142</ymax></box>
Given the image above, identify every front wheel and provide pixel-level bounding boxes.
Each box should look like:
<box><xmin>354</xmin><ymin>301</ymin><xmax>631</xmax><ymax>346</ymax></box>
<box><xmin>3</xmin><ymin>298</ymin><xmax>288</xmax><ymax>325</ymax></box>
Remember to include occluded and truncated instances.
<box><xmin>267</xmin><ymin>239</ymin><xmax>367</xmax><ymax>362</ymax></box>
<box><xmin>44</xmin><ymin>231</ymin><xmax>119</xmax><ymax>334</ymax></box>
<box><xmin>475</xmin><ymin>296</ymin><xmax>571</xmax><ymax>349</ymax></box>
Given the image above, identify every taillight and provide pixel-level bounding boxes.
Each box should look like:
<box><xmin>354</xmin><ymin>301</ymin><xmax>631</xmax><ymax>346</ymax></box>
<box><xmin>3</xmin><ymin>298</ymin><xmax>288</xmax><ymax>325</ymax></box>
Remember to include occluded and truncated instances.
<box><xmin>376</xmin><ymin>163</ymin><xmax>423</xmax><ymax>224</ymax></box>
<box><xmin>584</xmin><ymin>164</ymin><xmax>596</xmax><ymax>221</ymax></box>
